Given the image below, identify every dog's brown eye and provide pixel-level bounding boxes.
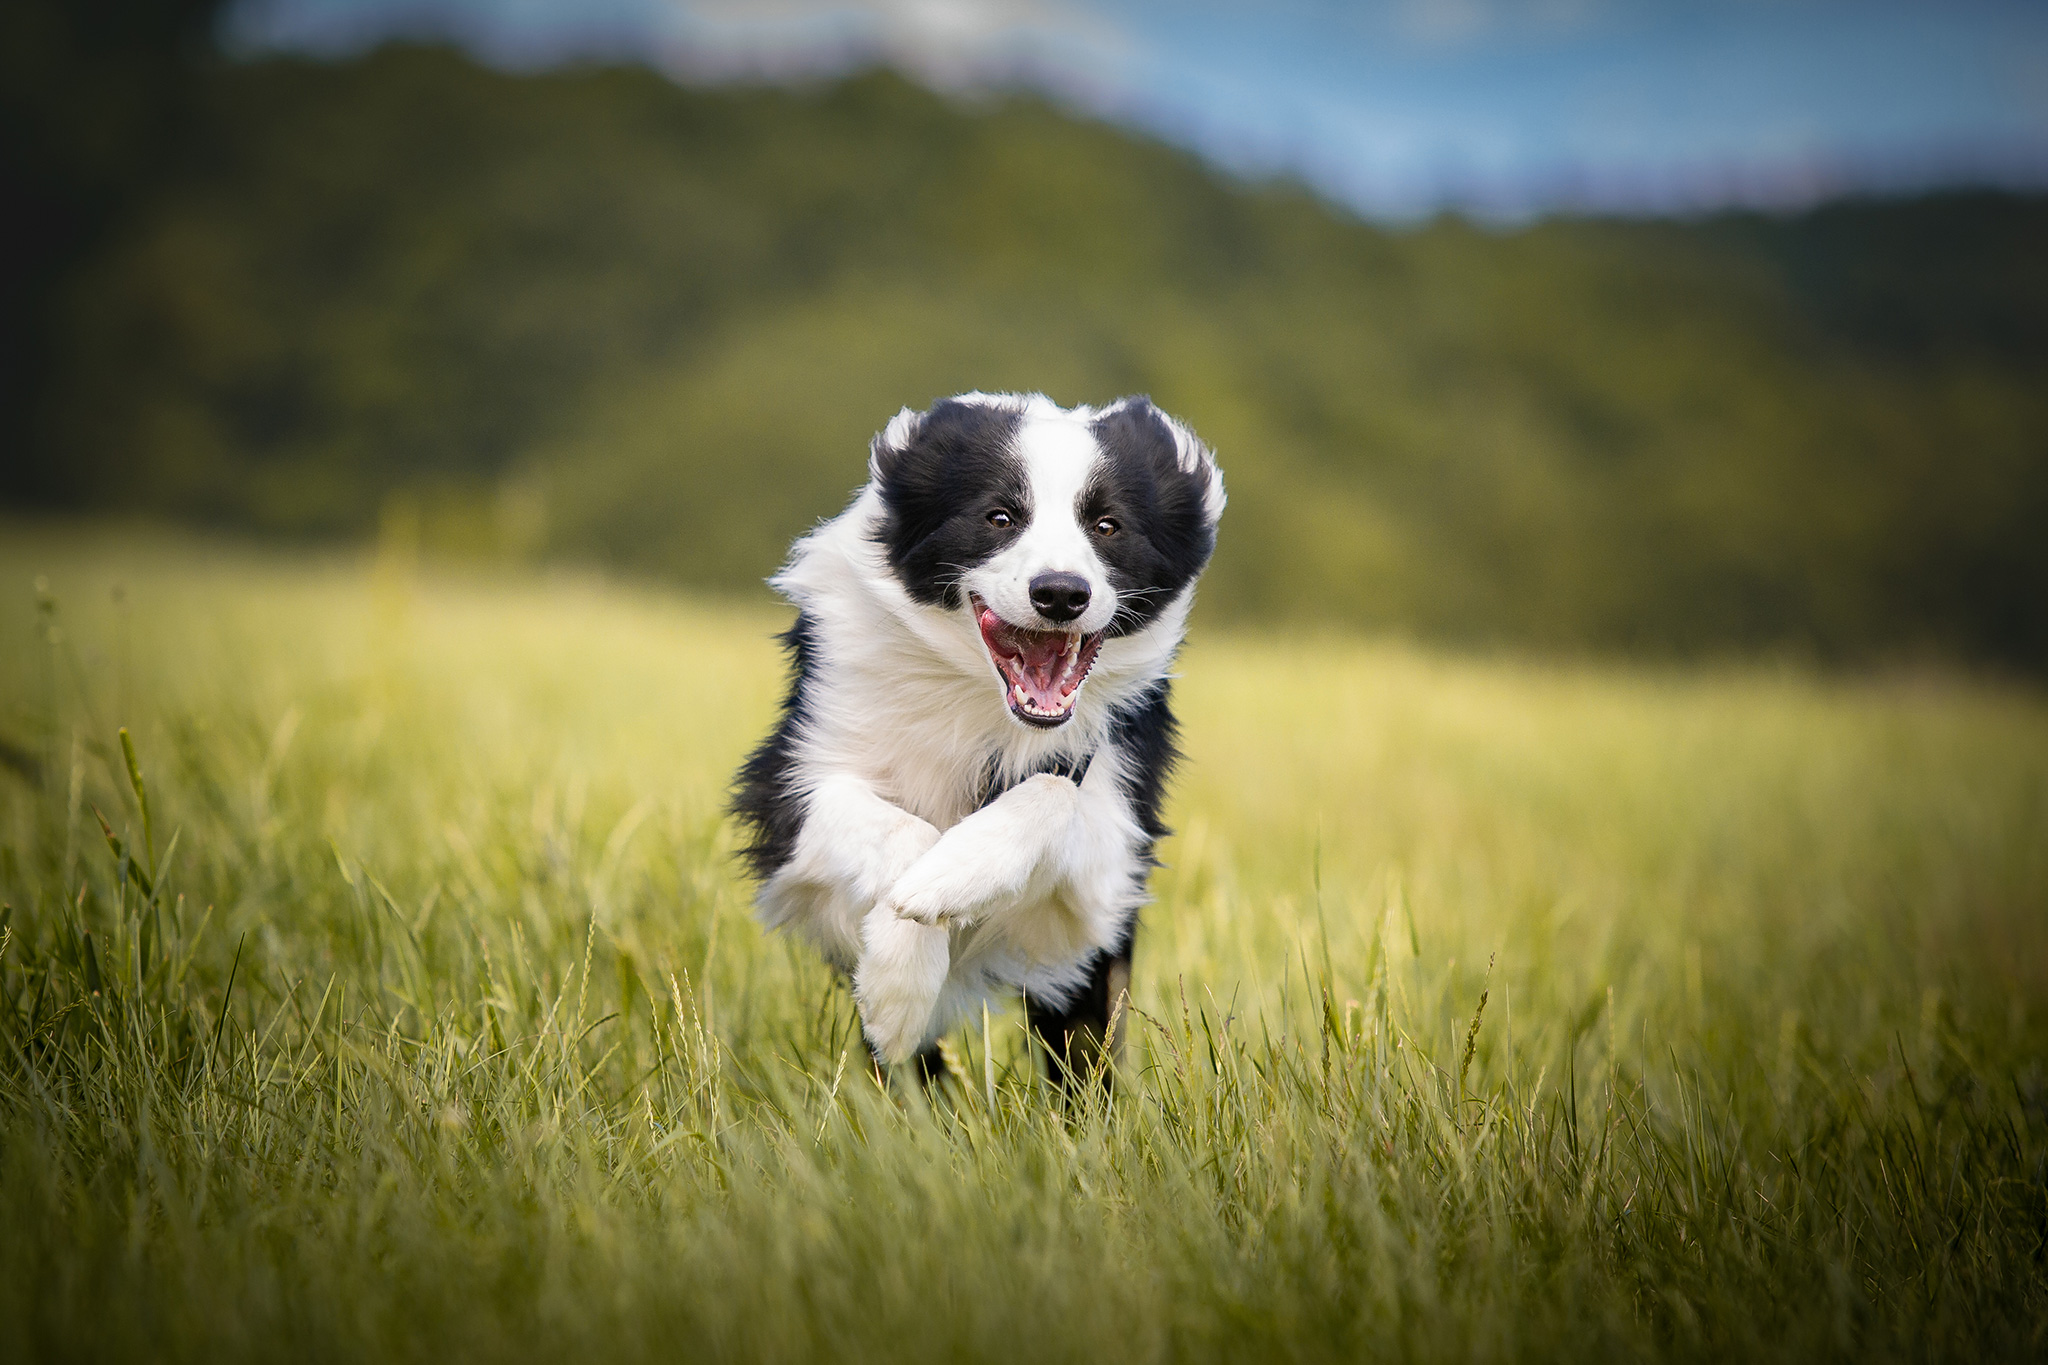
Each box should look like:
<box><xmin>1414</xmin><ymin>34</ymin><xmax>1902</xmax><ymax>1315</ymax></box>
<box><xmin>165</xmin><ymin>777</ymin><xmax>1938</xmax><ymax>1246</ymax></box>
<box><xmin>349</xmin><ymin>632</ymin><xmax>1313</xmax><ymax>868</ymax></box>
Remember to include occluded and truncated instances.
<box><xmin>988</xmin><ymin>509</ymin><xmax>1013</xmax><ymax>529</ymax></box>
<box><xmin>1094</xmin><ymin>517</ymin><xmax>1119</xmax><ymax>536</ymax></box>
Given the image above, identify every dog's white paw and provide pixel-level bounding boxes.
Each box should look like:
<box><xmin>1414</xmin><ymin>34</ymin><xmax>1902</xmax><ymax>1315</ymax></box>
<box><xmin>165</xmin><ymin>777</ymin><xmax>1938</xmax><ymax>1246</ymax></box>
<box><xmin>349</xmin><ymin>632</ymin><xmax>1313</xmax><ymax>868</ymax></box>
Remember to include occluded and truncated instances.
<box><xmin>888</xmin><ymin>851</ymin><xmax>988</xmax><ymax>929</ymax></box>
<box><xmin>853</xmin><ymin>909</ymin><xmax>949</xmax><ymax>1064</ymax></box>
<box><xmin>889</xmin><ymin>774</ymin><xmax>1077</xmax><ymax>928</ymax></box>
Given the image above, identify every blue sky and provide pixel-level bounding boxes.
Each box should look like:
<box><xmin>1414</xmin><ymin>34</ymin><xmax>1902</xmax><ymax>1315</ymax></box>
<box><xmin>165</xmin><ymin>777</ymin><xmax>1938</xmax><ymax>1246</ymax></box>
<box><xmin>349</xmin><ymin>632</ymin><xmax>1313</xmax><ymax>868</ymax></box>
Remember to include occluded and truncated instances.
<box><xmin>226</xmin><ymin>0</ymin><xmax>2048</xmax><ymax>218</ymax></box>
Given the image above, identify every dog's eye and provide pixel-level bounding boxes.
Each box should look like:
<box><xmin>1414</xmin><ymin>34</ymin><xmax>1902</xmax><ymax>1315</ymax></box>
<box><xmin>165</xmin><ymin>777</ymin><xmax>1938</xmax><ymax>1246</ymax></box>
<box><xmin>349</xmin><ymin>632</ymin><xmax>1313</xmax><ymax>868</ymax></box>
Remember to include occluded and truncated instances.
<box><xmin>1093</xmin><ymin>517</ymin><xmax>1120</xmax><ymax>536</ymax></box>
<box><xmin>987</xmin><ymin>509</ymin><xmax>1013</xmax><ymax>529</ymax></box>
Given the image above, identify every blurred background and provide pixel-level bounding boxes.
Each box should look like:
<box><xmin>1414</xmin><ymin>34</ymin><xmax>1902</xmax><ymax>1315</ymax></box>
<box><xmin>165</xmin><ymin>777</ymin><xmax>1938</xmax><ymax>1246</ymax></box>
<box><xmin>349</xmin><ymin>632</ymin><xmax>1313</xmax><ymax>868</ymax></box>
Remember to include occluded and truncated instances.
<box><xmin>4</xmin><ymin>0</ymin><xmax>2046</xmax><ymax>672</ymax></box>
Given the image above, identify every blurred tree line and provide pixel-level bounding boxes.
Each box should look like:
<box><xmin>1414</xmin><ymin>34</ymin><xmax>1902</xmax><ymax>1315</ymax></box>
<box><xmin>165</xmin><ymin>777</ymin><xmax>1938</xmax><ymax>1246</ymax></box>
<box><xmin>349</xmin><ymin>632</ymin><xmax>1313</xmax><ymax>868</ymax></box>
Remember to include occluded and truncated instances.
<box><xmin>5</xmin><ymin>25</ymin><xmax>2046</xmax><ymax>671</ymax></box>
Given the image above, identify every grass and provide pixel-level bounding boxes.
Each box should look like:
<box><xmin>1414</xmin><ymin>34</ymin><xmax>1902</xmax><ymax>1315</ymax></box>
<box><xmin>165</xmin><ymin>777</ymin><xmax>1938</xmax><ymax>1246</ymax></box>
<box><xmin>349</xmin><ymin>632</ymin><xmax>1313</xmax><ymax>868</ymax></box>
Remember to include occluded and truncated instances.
<box><xmin>1</xmin><ymin>521</ymin><xmax>2045</xmax><ymax>1362</ymax></box>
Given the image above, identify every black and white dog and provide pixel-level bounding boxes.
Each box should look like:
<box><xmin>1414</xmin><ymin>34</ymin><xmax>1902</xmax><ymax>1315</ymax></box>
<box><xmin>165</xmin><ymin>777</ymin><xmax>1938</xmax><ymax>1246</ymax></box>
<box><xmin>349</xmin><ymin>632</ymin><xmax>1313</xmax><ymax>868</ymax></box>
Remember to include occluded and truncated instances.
<box><xmin>733</xmin><ymin>392</ymin><xmax>1223</xmax><ymax>1077</ymax></box>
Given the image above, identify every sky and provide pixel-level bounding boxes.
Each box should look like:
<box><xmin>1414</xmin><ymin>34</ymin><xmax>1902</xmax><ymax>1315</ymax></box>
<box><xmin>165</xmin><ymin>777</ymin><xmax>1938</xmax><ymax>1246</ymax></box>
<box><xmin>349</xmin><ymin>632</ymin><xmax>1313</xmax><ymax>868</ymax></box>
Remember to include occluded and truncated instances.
<box><xmin>225</xmin><ymin>0</ymin><xmax>2048</xmax><ymax>219</ymax></box>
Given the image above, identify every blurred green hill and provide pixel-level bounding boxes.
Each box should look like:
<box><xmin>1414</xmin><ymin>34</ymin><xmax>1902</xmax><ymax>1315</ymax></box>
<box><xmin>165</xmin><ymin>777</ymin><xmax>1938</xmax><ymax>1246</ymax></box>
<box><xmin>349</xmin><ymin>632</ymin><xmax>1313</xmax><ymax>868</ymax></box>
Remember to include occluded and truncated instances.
<box><xmin>12</xmin><ymin>43</ymin><xmax>2048</xmax><ymax>669</ymax></box>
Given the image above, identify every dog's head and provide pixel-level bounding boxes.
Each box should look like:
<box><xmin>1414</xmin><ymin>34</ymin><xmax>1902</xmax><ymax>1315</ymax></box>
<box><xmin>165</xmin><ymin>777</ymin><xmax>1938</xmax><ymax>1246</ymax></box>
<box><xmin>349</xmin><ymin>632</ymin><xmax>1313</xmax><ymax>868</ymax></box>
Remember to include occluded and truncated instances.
<box><xmin>869</xmin><ymin>392</ymin><xmax>1225</xmax><ymax>729</ymax></box>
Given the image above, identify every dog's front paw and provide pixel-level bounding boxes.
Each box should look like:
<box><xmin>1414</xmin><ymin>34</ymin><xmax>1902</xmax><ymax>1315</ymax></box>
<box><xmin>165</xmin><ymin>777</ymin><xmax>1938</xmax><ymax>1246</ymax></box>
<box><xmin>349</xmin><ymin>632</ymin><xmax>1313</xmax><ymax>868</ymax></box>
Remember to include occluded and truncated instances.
<box><xmin>888</xmin><ymin>773</ymin><xmax>1078</xmax><ymax>927</ymax></box>
<box><xmin>853</xmin><ymin>908</ymin><xmax>949</xmax><ymax>1064</ymax></box>
<box><xmin>887</xmin><ymin>851</ymin><xmax>987</xmax><ymax>929</ymax></box>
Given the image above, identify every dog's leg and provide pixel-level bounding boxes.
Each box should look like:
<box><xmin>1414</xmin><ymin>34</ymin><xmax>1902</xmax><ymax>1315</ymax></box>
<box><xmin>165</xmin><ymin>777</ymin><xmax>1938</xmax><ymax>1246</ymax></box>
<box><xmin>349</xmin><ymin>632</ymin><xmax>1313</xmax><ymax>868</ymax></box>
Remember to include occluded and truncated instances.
<box><xmin>781</xmin><ymin>774</ymin><xmax>940</xmax><ymax>909</ymax></box>
<box><xmin>853</xmin><ymin>905</ymin><xmax>949</xmax><ymax>1063</ymax></box>
<box><xmin>861</xmin><ymin>769</ymin><xmax>1140</xmax><ymax>1065</ymax></box>
<box><xmin>772</xmin><ymin>774</ymin><xmax>953</xmax><ymax>1064</ymax></box>
<box><xmin>857</xmin><ymin>772</ymin><xmax>1084</xmax><ymax>1063</ymax></box>
<box><xmin>886</xmin><ymin>773</ymin><xmax>1084</xmax><ymax>929</ymax></box>
<box><xmin>1025</xmin><ymin>935</ymin><xmax>1133</xmax><ymax>1091</ymax></box>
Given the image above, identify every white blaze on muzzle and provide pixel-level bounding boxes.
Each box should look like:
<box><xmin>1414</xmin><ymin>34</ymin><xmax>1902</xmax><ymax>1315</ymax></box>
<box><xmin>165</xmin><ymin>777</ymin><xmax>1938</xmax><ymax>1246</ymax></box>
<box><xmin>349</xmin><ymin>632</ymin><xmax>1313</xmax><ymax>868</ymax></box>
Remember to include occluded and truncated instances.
<box><xmin>961</xmin><ymin>413</ymin><xmax>1116</xmax><ymax>632</ymax></box>
<box><xmin>959</xmin><ymin>411</ymin><xmax>1118</xmax><ymax>726</ymax></box>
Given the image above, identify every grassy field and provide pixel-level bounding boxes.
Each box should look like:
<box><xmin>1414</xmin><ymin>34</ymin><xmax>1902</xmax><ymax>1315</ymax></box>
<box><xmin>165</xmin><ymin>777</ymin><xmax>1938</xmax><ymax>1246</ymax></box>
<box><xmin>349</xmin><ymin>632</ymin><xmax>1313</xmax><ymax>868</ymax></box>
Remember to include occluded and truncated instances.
<box><xmin>1</xmin><ymin>523</ymin><xmax>2045</xmax><ymax>1362</ymax></box>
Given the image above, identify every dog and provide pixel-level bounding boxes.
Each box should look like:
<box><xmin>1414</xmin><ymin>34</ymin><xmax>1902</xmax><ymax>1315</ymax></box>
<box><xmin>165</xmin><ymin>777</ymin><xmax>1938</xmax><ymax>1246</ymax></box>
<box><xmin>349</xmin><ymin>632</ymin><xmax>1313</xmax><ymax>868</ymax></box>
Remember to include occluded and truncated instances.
<box><xmin>732</xmin><ymin>392</ymin><xmax>1224</xmax><ymax>1080</ymax></box>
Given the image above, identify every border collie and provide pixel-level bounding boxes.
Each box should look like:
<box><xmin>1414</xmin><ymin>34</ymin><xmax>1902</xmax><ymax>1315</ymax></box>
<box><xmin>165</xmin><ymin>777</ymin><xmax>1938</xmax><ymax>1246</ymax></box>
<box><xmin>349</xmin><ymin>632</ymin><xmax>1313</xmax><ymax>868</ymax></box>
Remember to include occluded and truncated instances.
<box><xmin>732</xmin><ymin>392</ymin><xmax>1224</xmax><ymax>1078</ymax></box>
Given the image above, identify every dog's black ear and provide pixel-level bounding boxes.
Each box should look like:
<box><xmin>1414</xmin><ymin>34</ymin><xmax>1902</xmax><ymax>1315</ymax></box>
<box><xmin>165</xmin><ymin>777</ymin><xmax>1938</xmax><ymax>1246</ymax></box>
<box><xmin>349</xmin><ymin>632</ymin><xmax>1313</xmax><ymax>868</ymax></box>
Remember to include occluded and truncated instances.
<box><xmin>869</xmin><ymin>397</ymin><xmax>1029</xmax><ymax>491</ymax></box>
<box><xmin>867</xmin><ymin>406</ymin><xmax>925</xmax><ymax>484</ymax></box>
<box><xmin>1093</xmin><ymin>396</ymin><xmax>1226</xmax><ymax>526</ymax></box>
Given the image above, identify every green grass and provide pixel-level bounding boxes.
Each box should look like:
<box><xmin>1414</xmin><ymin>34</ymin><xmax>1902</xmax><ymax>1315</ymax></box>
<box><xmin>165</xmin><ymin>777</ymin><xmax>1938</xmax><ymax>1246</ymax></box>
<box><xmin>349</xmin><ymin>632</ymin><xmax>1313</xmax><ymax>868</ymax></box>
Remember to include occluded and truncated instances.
<box><xmin>2</xmin><ymin>522</ymin><xmax>2045</xmax><ymax>1362</ymax></box>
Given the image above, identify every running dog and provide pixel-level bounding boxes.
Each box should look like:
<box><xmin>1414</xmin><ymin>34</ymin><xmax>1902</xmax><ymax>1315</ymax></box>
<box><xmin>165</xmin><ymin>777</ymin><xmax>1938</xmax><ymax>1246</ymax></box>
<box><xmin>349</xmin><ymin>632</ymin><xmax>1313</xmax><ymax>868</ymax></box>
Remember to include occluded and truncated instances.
<box><xmin>732</xmin><ymin>392</ymin><xmax>1224</xmax><ymax>1080</ymax></box>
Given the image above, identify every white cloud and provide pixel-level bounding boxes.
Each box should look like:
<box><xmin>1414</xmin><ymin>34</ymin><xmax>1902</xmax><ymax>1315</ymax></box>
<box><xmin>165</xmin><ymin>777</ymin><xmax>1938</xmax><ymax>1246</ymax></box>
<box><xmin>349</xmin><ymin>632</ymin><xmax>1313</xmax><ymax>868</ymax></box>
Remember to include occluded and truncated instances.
<box><xmin>657</xmin><ymin>0</ymin><xmax>1136</xmax><ymax>91</ymax></box>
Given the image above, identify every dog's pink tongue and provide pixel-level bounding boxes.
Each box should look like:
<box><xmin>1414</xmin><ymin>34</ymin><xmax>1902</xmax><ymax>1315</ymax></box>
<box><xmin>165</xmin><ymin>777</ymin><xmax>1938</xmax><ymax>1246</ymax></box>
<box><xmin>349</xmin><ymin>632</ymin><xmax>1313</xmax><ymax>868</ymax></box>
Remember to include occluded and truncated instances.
<box><xmin>1016</xmin><ymin>631</ymin><xmax>1066</xmax><ymax>674</ymax></box>
<box><xmin>979</xmin><ymin>606</ymin><xmax>1076</xmax><ymax>709</ymax></box>
<box><xmin>1016</xmin><ymin>632</ymin><xmax>1070</xmax><ymax>706</ymax></box>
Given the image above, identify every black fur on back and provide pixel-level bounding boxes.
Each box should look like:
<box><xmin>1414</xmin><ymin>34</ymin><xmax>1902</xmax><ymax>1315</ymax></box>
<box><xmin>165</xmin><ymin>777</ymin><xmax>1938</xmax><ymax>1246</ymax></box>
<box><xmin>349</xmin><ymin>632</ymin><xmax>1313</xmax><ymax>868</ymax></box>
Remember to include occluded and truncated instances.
<box><xmin>1107</xmin><ymin>678</ymin><xmax>1182</xmax><ymax>857</ymax></box>
<box><xmin>1085</xmin><ymin>397</ymin><xmax>1217</xmax><ymax>636</ymax></box>
<box><xmin>872</xmin><ymin>399</ymin><xmax>1029</xmax><ymax>607</ymax></box>
<box><xmin>730</xmin><ymin>612</ymin><xmax>819</xmax><ymax>882</ymax></box>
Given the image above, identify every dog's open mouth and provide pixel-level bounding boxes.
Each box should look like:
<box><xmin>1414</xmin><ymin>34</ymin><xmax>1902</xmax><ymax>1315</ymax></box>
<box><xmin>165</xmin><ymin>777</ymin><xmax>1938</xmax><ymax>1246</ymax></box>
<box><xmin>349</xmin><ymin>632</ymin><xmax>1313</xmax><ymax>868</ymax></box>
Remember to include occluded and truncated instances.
<box><xmin>972</xmin><ymin>594</ymin><xmax>1104</xmax><ymax>728</ymax></box>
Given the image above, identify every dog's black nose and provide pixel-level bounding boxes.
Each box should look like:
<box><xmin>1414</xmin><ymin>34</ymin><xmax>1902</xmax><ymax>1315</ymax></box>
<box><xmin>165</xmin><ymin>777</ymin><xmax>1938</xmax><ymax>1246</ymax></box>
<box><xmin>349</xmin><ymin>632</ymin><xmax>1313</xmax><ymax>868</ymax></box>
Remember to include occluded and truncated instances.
<box><xmin>1029</xmin><ymin>572</ymin><xmax>1092</xmax><ymax>623</ymax></box>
